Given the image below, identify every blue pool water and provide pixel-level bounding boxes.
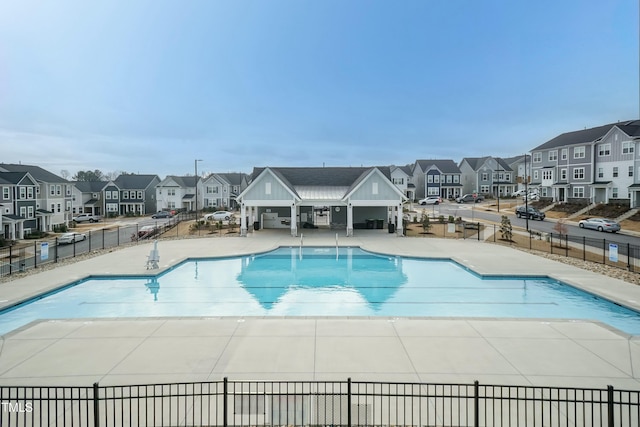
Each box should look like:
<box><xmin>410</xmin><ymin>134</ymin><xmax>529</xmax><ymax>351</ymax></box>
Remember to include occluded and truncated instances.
<box><xmin>2</xmin><ymin>246</ymin><xmax>640</xmax><ymax>335</ymax></box>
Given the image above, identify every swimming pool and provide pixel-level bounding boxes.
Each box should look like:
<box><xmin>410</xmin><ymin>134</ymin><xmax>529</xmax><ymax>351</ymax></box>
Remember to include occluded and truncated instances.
<box><xmin>2</xmin><ymin>246</ymin><xmax>640</xmax><ymax>335</ymax></box>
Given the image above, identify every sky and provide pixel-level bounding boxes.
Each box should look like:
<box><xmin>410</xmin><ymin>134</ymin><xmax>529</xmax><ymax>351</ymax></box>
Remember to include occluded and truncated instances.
<box><xmin>0</xmin><ymin>0</ymin><xmax>638</xmax><ymax>179</ymax></box>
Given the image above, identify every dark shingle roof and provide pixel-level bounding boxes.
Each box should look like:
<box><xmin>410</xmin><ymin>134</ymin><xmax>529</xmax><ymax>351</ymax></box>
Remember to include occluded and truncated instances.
<box><xmin>114</xmin><ymin>174</ymin><xmax>160</xmax><ymax>190</ymax></box>
<box><xmin>217</xmin><ymin>173</ymin><xmax>246</xmax><ymax>186</ymax></box>
<box><xmin>617</xmin><ymin>120</ymin><xmax>640</xmax><ymax>137</ymax></box>
<box><xmin>252</xmin><ymin>167</ymin><xmax>392</xmax><ymax>187</ymax></box>
<box><xmin>414</xmin><ymin>160</ymin><xmax>461</xmax><ymax>174</ymax></box>
<box><xmin>0</xmin><ymin>163</ymin><xmax>67</xmax><ymax>182</ymax></box>
<box><xmin>73</xmin><ymin>181</ymin><xmax>108</xmax><ymax>192</ymax></box>
<box><xmin>164</xmin><ymin>176</ymin><xmax>197</xmax><ymax>187</ymax></box>
<box><xmin>532</xmin><ymin>122</ymin><xmax>623</xmax><ymax>151</ymax></box>
<box><xmin>460</xmin><ymin>157</ymin><xmax>513</xmax><ymax>172</ymax></box>
<box><xmin>0</xmin><ymin>171</ymin><xmax>32</xmax><ymax>185</ymax></box>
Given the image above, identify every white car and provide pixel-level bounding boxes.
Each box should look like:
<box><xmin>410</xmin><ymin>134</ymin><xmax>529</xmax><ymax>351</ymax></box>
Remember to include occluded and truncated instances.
<box><xmin>204</xmin><ymin>211</ymin><xmax>234</xmax><ymax>221</ymax></box>
<box><xmin>417</xmin><ymin>196</ymin><xmax>442</xmax><ymax>205</ymax></box>
<box><xmin>511</xmin><ymin>189</ymin><xmax>527</xmax><ymax>197</ymax></box>
<box><xmin>58</xmin><ymin>232</ymin><xmax>86</xmax><ymax>244</ymax></box>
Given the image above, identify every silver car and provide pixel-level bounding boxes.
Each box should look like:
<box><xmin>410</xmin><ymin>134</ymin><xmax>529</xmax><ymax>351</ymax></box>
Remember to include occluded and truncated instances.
<box><xmin>58</xmin><ymin>232</ymin><xmax>87</xmax><ymax>244</ymax></box>
<box><xmin>578</xmin><ymin>218</ymin><xmax>621</xmax><ymax>233</ymax></box>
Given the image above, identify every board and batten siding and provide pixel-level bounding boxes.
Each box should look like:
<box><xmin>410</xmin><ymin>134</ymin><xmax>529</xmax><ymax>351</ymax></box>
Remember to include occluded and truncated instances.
<box><xmin>349</xmin><ymin>174</ymin><xmax>399</xmax><ymax>201</ymax></box>
<box><xmin>241</xmin><ymin>174</ymin><xmax>295</xmax><ymax>201</ymax></box>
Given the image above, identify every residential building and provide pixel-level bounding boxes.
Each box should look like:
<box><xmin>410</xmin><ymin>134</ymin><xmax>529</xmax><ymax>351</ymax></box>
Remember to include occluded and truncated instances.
<box><xmin>0</xmin><ymin>171</ymin><xmax>38</xmax><ymax>239</ymax></box>
<box><xmin>237</xmin><ymin>166</ymin><xmax>406</xmax><ymax>237</ymax></box>
<box><xmin>201</xmin><ymin>173</ymin><xmax>250</xmax><ymax>210</ymax></box>
<box><xmin>530</xmin><ymin>121</ymin><xmax>640</xmax><ymax>204</ymax></box>
<box><xmin>114</xmin><ymin>174</ymin><xmax>161</xmax><ymax>215</ymax></box>
<box><xmin>0</xmin><ymin>163</ymin><xmax>72</xmax><ymax>231</ymax></box>
<box><xmin>459</xmin><ymin>157</ymin><xmax>515</xmax><ymax>197</ymax></box>
<box><xmin>71</xmin><ymin>181</ymin><xmax>108</xmax><ymax>216</ymax></box>
<box><xmin>410</xmin><ymin>160</ymin><xmax>463</xmax><ymax>200</ymax></box>
<box><xmin>155</xmin><ymin>176</ymin><xmax>199</xmax><ymax>212</ymax></box>
<box><xmin>390</xmin><ymin>165</ymin><xmax>414</xmax><ymax>201</ymax></box>
<box><xmin>503</xmin><ymin>155</ymin><xmax>531</xmax><ymax>194</ymax></box>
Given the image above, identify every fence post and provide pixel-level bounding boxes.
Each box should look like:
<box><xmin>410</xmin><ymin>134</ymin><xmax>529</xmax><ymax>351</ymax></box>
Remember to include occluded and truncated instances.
<box><xmin>628</xmin><ymin>243</ymin><xmax>632</xmax><ymax>271</ymax></box>
<box><xmin>603</xmin><ymin>239</ymin><xmax>606</xmax><ymax>265</ymax></box>
<box><xmin>93</xmin><ymin>382</ymin><xmax>100</xmax><ymax>427</ymax></box>
<box><xmin>565</xmin><ymin>234</ymin><xmax>568</xmax><ymax>257</ymax></box>
<box><xmin>583</xmin><ymin>237</ymin><xmax>586</xmax><ymax>261</ymax></box>
<box><xmin>102</xmin><ymin>228</ymin><xmax>105</xmax><ymax>250</ymax></box>
<box><xmin>55</xmin><ymin>238</ymin><xmax>58</xmax><ymax>263</ymax></box>
<box><xmin>223</xmin><ymin>377</ymin><xmax>228</xmax><ymax>427</ymax></box>
<box><xmin>474</xmin><ymin>380</ymin><xmax>479</xmax><ymax>427</ymax></box>
<box><xmin>550</xmin><ymin>233</ymin><xmax>553</xmax><ymax>254</ymax></box>
<box><xmin>9</xmin><ymin>244</ymin><xmax>12</xmax><ymax>275</ymax></box>
<box><xmin>117</xmin><ymin>226</ymin><xmax>120</xmax><ymax>247</ymax></box>
<box><xmin>607</xmin><ymin>385</ymin><xmax>614</xmax><ymax>427</ymax></box>
<box><xmin>34</xmin><ymin>241</ymin><xmax>37</xmax><ymax>269</ymax></box>
<box><xmin>529</xmin><ymin>230</ymin><xmax>532</xmax><ymax>249</ymax></box>
<box><xmin>347</xmin><ymin>377</ymin><xmax>352</xmax><ymax>427</ymax></box>
<box><xmin>89</xmin><ymin>230</ymin><xmax>92</xmax><ymax>252</ymax></box>
<box><xmin>477</xmin><ymin>222</ymin><xmax>480</xmax><ymax>241</ymax></box>
<box><xmin>73</xmin><ymin>237</ymin><xmax>76</xmax><ymax>258</ymax></box>
<box><xmin>493</xmin><ymin>224</ymin><xmax>496</xmax><ymax>242</ymax></box>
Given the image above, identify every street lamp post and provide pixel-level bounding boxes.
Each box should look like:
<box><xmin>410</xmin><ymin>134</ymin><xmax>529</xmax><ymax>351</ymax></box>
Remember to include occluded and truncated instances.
<box><xmin>524</xmin><ymin>154</ymin><xmax>529</xmax><ymax>231</ymax></box>
<box><xmin>496</xmin><ymin>160</ymin><xmax>501</xmax><ymax>213</ymax></box>
<box><xmin>195</xmin><ymin>159</ymin><xmax>203</xmax><ymax>218</ymax></box>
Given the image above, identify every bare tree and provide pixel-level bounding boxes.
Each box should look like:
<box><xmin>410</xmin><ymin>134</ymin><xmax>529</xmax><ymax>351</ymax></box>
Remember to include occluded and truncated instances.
<box><xmin>60</xmin><ymin>169</ymin><xmax>70</xmax><ymax>180</ymax></box>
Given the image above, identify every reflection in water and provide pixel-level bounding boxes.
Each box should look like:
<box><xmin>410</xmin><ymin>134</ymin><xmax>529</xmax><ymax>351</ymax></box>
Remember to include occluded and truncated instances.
<box><xmin>236</xmin><ymin>247</ymin><xmax>408</xmax><ymax>311</ymax></box>
<box><xmin>145</xmin><ymin>277</ymin><xmax>160</xmax><ymax>301</ymax></box>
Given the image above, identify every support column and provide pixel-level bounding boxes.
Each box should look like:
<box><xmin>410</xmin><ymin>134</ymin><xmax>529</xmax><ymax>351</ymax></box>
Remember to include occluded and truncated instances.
<box><xmin>240</xmin><ymin>203</ymin><xmax>247</xmax><ymax>236</ymax></box>
<box><xmin>396</xmin><ymin>203</ymin><xmax>403</xmax><ymax>236</ymax></box>
<box><xmin>290</xmin><ymin>204</ymin><xmax>297</xmax><ymax>237</ymax></box>
<box><xmin>346</xmin><ymin>203</ymin><xmax>353</xmax><ymax>237</ymax></box>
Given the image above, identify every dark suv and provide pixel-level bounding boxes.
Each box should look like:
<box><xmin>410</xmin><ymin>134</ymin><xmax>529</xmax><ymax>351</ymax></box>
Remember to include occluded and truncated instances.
<box><xmin>515</xmin><ymin>206</ymin><xmax>545</xmax><ymax>220</ymax></box>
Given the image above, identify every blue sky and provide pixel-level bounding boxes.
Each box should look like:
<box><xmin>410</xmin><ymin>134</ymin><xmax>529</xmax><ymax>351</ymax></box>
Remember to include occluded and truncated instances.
<box><xmin>0</xmin><ymin>0</ymin><xmax>638</xmax><ymax>178</ymax></box>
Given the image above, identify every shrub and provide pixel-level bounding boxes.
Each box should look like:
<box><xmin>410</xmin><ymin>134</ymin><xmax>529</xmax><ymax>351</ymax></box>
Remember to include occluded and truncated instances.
<box><xmin>500</xmin><ymin>215</ymin><xmax>513</xmax><ymax>241</ymax></box>
<box><xmin>438</xmin><ymin>215</ymin><xmax>445</xmax><ymax>223</ymax></box>
<box><xmin>448</xmin><ymin>215</ymin><xmax>455</xmax><ymax>223</ymax></box>
<box><xmin>53</xmin><ymin>224</ymin><xmax>68</xmax><ymax>233</ymax></box>
<box><xmin>421</xmin><ymin>213</ymin><xmax>431</xmax><ymax>233</ymax></box>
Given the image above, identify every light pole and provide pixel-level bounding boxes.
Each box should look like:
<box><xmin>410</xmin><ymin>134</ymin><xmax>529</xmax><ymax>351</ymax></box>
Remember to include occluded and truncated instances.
<box><xmin>524</xmin><ymin>154</ymin><xmax>529</xmax><ymax>231</ymax></box>
<box><xmin>195</xmin><ymin>159</ymin><xmax>203</xmax><ymax>218</ymax></box>
<box><xmin>496</xmin><ymin>160</ymin><xmax>501</xmax><ymax>213</ymax></box>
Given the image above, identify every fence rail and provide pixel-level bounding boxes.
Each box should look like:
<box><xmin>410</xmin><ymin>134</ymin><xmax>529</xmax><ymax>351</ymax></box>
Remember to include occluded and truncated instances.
<box><xmin>1</xmin><ymin>379</ymin><xmax>638</xmax><ymax>426</ymax></box>
<box><xmin>0</xmin><ymin>213</ymin><xmax>196</xmax><ymax>278</ymax></box>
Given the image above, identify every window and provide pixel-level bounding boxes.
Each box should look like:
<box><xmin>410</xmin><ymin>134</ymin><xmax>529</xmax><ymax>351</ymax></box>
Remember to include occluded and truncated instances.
<box><xmin>20</xmin><ymin>187</ymin><xmax>26</xmax><ymax>199</ymax></box>
<box><xmin>573</xmin><ymin>168</ymin><xmax>585</xmax><ymax>179</ymax></box>
<box><xmin>560</xmin><ymin>169</ymin><xmax>567</xmax><ymax>180</ymax></box>
<box><xmin>598</xmin><ymin>143</ymin><xmax>611</xmax><ymax>156</ymax></box>
<box><xmin>505</xmin><ymin>173</ymin><xmax>511</xmax><ymax>181</ymax></box>
<box><xmin>622</xmin><ymin>141</ymin><xmax>635</xmax><ymax>154</ymax></box>
<box><xmin>56</xmin><ymin>185</ymin><xmax>61</xmax><ymax>196</ymax></box>
<box><xmin>533</xmin><ymin>152</ymin><xmax>542</xmax><ymax>163</ymax></box>
<box><xmin>51</xmin><ymin>204</ymin><xmax>55</xmax><ymax>212</ymax></box>
<box><xmin>123</xmin><ymin>191</ymin><xmax>129</xmax><ymax>199</ymax></box>
<box><xmin>573</xmin><ymin>187</ymin><xmax>584</xmax><ymax>198</ymax></box>
<box><xmin>112</xmin><ymin>191</ymin><xmax>119</xmax><ymax>200</ymax></box>
<box><xmin>480</xmin><ymin>185</ymin><xmax>490</xmax><ymax>193</ymax></box>
<box><xmin>66</xmin><ymin>201</ymin><xmax>71</xmax><ymax>211</ymax></box>
<box><xmin>167</xmin><ymin>189</ymin><xmax>176</xmax><ymax>196</ymax></box>
<box><xmin>50</xmin><ymin>185</ymin><xmax>55</xmax><ymax>196</ymax></box>
<box><xmin>574</xmin><ymin>146</ymin><xmax>585</xmax><ymax>158</ymax></box>
<box><xmin>27</xmin><ymin>206</ymin><xmax>34</xmax><ymax>218</ymax></box>
<box><xmin>168</xmin><ymin>201</ymin><xmax>176</xmax><ymax>209</ymax></box>
<box><xmin>453</xmin><ymin>175</ymin><xmax>460</xmax><ymax>183</ymax></box>
<box><xmin>630</xmin><ymin>166</ymin><xmax>634</xmax><ymax>177</ymax></box>
<box><xmin>265</xmin><ymin>182</ymin><xmax>271</xmax><ymax>195</ymax></box>
<box><xmin>542</xmin><ymin>170</ymin><xmax>552</xmax><ymax>180</ymax></box>
<box><xmin>392</xmin><ymin>177</ymin><xmax>404</xmax><ymax>185</ymax></box>
<box><xmin>427</xmin><ymin>175</ymin><xmax>433</xmax><ymax>183</ymax></box>
<box><xmin>446</xmin><ymin>175</ymin><xmax>452</xmax><ymax>183</ymax></box>
<box><xmin>612</xmin><ymin>188</ymin><xmax>619</xmax><ymax>198</ymax></box>
<box><xmin>20</xmin><ymin>206</ymin><xmax>26</xmax><ymax>217</ymax></box>
<box><xmin>548</xmin><ymin>151</ymin><xmax>558</xmax><ymax>161</ymax></box>
<box><xmin>137</xmin><ymin>191</ymin><xmax>143</xmax><ymax>199</ymax></box>
<box><xmin>481</xmin><ymin>173</ymin><xmax>488</xmax><ymax>181</ymax></box>
<box><xmin>561</xmin><ymin>149</ymin><xmax>568</xmax><ymax>160</ymax></box>
<box><xmin>2</xmin><ymin>187</ymin><xmax>8</xmax><ymax>199</ymax></box>
<box><xmin>57</xmin><ymin>203</ymin><xmax>61</xmax><ymax>212</ymax></box>
<box><xmin>427</xmin><ymin>187</ymin><xmax>439</xmax><ymax>196</ymax></box>
<box><xmin>434</xmin><ymin>175</ymin><xmax>440</xmax><ymax>183</ymax></box>
<box><xmin>372</xmin><ymin>182</ymin><xmax>378</xmax><ymax>194</ymax></box>
<box><xmin>598</xmin><ymin>168</ymin><xmax>604</xmax><ymax>178</ymax></box>
<box><xmin>66</xmin><ymin>185</ymin><xmax>71</xmax><ymax>196</ymax></box>
<box><xmin>613</xmin><ymin>167</ymin><xmax>618</xmax><ymax>178</ymax></box>
<box><xmin>533</xmin><ymin>170</ymin><xmax>539</xmax><ymax>180</ymax></box>
<box><xmin>27</xmin><ymin>187</ymin><xmax>33</xmax><ymax>198</ymax></box>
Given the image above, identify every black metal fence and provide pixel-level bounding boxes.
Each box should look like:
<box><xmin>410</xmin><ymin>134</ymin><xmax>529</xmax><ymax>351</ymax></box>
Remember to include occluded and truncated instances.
<box><xmin>0</xmin><ymin>213</ymin><xmax>195</xmax><ymax>278</ymax></box>
<box><xmin>1</xmin><ymin>379</ymin><xmax>638</xmax><ymax>426</ymax></box>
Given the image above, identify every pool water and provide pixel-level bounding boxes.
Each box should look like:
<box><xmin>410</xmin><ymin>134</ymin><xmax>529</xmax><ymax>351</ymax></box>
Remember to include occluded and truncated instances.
<box><xmin>2</xmin><ymin>246</ymin><xmax>640</xmax><ymax>335</ymax></box>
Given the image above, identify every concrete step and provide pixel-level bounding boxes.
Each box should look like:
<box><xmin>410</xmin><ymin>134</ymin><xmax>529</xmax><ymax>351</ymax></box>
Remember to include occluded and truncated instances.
<box><xmin>615</xmin><ymin>208</ymin><xmax>639</xmax><ymax>222</ymax></box>
<box><xmin>567</xmin><ymin>203</ymin><xmax>598</xmax><ymax>219</ymax></box>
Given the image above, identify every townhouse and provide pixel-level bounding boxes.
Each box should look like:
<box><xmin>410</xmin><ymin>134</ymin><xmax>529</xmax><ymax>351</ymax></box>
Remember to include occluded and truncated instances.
<box><xmin>410</xmin><ymin>160</ymin><xmax>463</xmax><ymax>200</ymax></box>
<box><xmin>530</xmin><ymin>120</ymin><xmax>640</xmax><ymax>205</ymax></box>
<box><xmin>0</xmin><ymin>164</ymin><xmax>72</xmax><ymax>231</ymax></box>
<box><xmin>155</xmin><ymin>175</ymin><xmax>199</xmax><ymax>213</ymax></box>
<box><xmin>71</xmin><ymin>181</ymin><xmax>109</xmax><ymax>216</ymax></box>
<box><xmin>0</xmin><ymin>171</ymin><xmax>38</xmax><ymax>239</ymax></box>
<box><xmin>113</xmin><ymin>174</ymin><xmax>161</xmax><ymax>215</ymax></box>
<box><xmin>201</xmin><ymin>173</ymin><xmax>250</xmax><ymax>210</ymax></box>
<box><xmin>459</xmin><ymin>157</ymin><xmax>515</xmax><ymax>198</ymax></box>
<box><xmin>390</xmin><ymin>165</ymin><xmax>414</xmax><ymax>200</ymax></box>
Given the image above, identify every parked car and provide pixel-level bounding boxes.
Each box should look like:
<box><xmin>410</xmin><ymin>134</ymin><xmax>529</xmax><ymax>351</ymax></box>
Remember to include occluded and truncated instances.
<box><xmin>456</xmin><ymin>194</ymin><xmax>484</xmax><ymax>203</ymax></box>
<box><xmin>578</xmin><ymin>218</ymin><xmax>621</xmax><ymax>233</ymax></box>
<box><xmin>72</xmin><ymin>213</ymin><xmax>101</xmax><ymax>223</ymax></box>
<box><xmin>151</xmin><ymin>211</ymin><xmax>173</xmax><ymax>219</ymax></box>
<box><xmin>58</xmin><ymin>232</ymin><xmax>86</xmax><ymax>244</ymax></box>
<box><xmin>511</xmin><ymin>189</ymin><xmax>527</xmax><ymax>197</ymax></box>
<box><xmin>524</xmin><ymin>193</ymin><xmax>539</xmax><ymax>201</ymax></box>
<box><xmin>204</xmin><ymin>211</ymin><xmax>234</xmax><ymax>221</ymax></box>
<box><xmin>417</xmin><ymin>196</ymin><xmax>442</xmax><ymax>205</ymax></box>
<box><xmin>515</xmin><ymin>206</ymin><xmax>545</xmax><ymax>220</ymax></box>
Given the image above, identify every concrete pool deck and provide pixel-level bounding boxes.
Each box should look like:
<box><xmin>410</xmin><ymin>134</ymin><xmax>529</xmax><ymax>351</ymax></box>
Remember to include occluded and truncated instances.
<box><xmin>1</xmin><ymin>230</ymin><xmax>640</xmax><ymax>390</ymax></box>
